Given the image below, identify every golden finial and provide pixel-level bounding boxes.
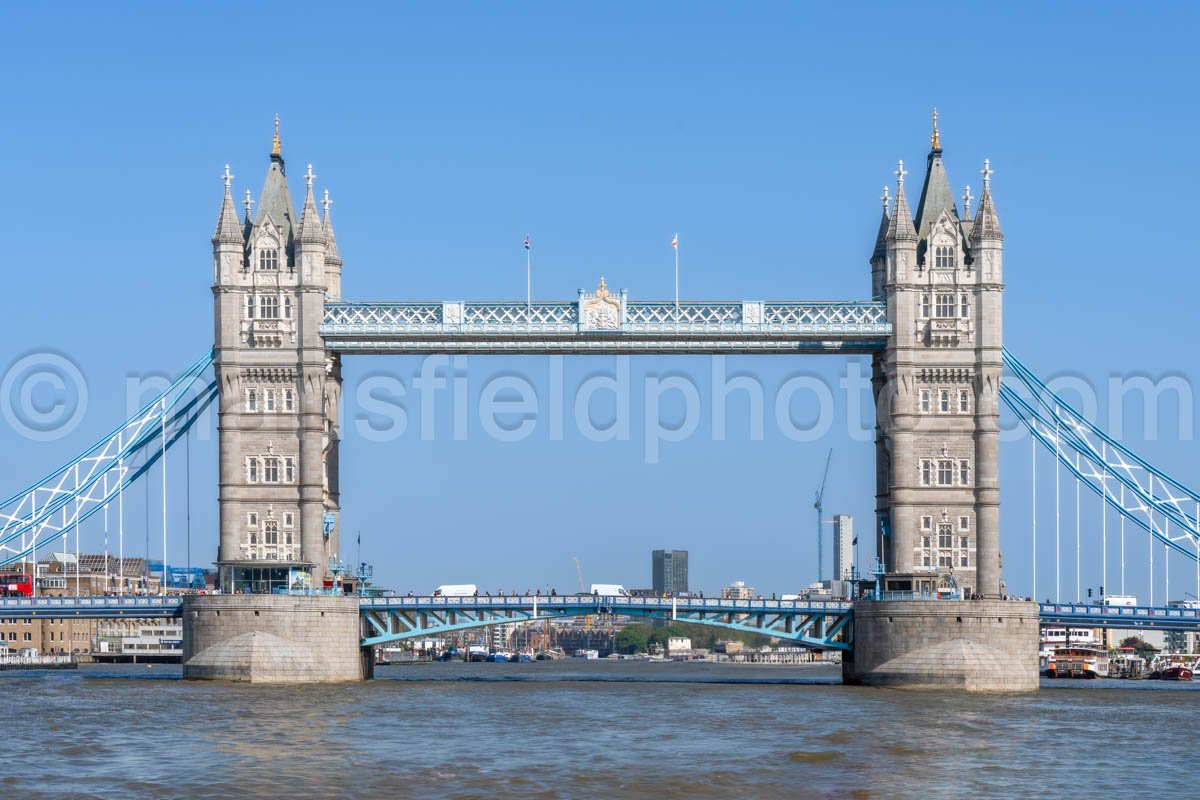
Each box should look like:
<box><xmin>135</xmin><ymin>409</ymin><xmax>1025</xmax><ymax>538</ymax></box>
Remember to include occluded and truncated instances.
<box><xmin>596</xmin><ymin>277</ymin><xmax>609</xmax><ymax>298</ymax></box>
<box><xmin>931</xmin><ymin>108</ymin><xmax>940</xmax><ymax>150</ymax></box>
<box><xmin>272</xmin><ymin>113</ymin><xmax>281</xmax><ymax>155</ymax></box>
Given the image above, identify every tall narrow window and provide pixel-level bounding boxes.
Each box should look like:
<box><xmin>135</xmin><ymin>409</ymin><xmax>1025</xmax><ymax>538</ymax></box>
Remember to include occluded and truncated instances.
<box><xmin>284</xmin><ymin>296</ymin><xmax>292</xmax><ymax>319</ymax></box>
<box><xmin>935</xmin><ymin>293</ymin><xmax>955</xmax><ymax>317</ymax></box>
<box><xmin>920</xmin><ymin>389</ymin><xmax>931</xmax><ymax>413</ymax></box>
<box><xmin>259</xmin><ymin>249</ymin><xmax>279</xmax><ymax>271</ymax></box>
<box><xmin>264</xmin><ymin>521</ymin><xmax>279</xmax><ymax>545</ymax></box>
<box><xmin>265</xmin><ymin>390</ymin><xmax>276</xmax><ymax>412</ymax></box>
<box><xmin>246</xmin><ymin>295</ymin><xmax>255</xmax><ymax>319</ymax></box>
<box><xmin>284</xmin><ymin>389</ymin><xmax>295</xmax><ymax>412</ymax></box>
<box><xmin>937</xmin><ymin>460</ymin><xmax>954</xmax><ymax>486</ymax></box>
<box><xmin>921</xmin><ymin>461</ymin><xmax>933</xmax><ymax>486</ymax></box>
<box><xmin>921</xmin><ymin>294</ymin><xmax>931</xmax><ymax>317</ymax></box>
<box><xmin>246</xmin><ymin>389</ymin><xmax>258</xmax><ymax>412</ymax></box>
<box><xmin>959</xmin><ymin>390</ymin><xmax>970</xmax><ymax>413</ymax></box>
<box><xmin>263</xmin><ymin>458</ymin><xmax>279</xmax><ymax>483</ymax></box>
<box><xmin>939</xmin><ymin>390</ymin><xmax>950</xmax><ymax>413</ymax></box>
<box><xmin>284</xmin><ymin>457</ymin><xmax>295</xmax><ymax>483</ymax></box>
<box><xmin>247</xmin><ymin>458</ymin><xmax>259</xmax><ymax>483</ymax></box>
<box><xmin>960</xmin><ymin>294</ymin><xmax>969</xmax><ymax>317</ymax></box>
<box><xmin>959</xmin><ymin>459</ymin><xmax>970</xmax><ymax>485</ymax></box>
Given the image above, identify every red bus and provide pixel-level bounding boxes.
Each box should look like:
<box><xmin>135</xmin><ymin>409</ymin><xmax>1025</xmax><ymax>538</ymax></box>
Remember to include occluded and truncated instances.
<box><xmin>0</xmin><ymin>574</ymin><xmax>32</xmax><ymax>597</ymax></box>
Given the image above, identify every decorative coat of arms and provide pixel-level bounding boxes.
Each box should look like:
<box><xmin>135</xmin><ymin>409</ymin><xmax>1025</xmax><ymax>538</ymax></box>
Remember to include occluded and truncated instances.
<box><xmin>581</xmin><ymin>277</ymin><xmax>621</xmax><ymax>329</ymax></box>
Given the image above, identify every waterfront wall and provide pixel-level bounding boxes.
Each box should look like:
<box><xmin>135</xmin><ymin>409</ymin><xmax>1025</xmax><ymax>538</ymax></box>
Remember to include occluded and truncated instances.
<box><xmin>843</xmin><ymin>599</ymin><xmax>1039</xmax><ymax>692</ymax></box>
<box><xmin>182</xmin><ymin>595</ymin><xmax>371</xmax><ymax>683</ymax></box>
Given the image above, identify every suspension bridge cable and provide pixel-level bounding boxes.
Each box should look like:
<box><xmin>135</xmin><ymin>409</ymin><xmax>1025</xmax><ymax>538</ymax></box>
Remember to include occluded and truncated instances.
<box><xmin>0</xmin><ymin>383</ymin><xmax>217</xmax><ymax>567</ymax></box>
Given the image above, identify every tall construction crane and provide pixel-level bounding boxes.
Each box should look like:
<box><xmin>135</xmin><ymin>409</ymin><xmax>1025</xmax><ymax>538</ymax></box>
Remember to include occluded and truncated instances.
<box><xmin>573</xmin><ymin>556</ymin><xmax>585</xmax><ymax>592</ymax></box>
<box><xmin>813</xmin><ymin>449</ymin><xmax>833</xmax><ymax>584</ymax></box>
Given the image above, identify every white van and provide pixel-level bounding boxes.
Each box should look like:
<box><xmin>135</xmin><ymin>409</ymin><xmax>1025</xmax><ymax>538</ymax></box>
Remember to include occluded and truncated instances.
<box><xmin>589</xmin><ymin>584</ymin><xmax>630</xmax><ymax>597</ymax></box>
<box><xmin>433</xmin><ymin>584</ymin><xmax>478</xmax><ymax>597</ymax></box>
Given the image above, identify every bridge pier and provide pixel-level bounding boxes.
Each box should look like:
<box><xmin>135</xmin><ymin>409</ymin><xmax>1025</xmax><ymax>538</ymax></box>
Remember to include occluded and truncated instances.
<box><xmin>182</xmin><ymin>595</ymin><xmax>371</xmax><ymax>683</ymax></box>
<box><xmin>843</xmin><ymin>599</ymin><xmax>1038</xmax><ymax>691</ymax></box>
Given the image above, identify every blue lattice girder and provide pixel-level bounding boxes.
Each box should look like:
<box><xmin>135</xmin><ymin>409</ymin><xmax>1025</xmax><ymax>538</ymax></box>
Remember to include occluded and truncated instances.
<box><xmin>358</xmin><ymin>596</ymin><xmax>854</xmax><ymax>650</ymax></box>
<box><xmin>320</xmin><ymin>300</ymin><xmax>891</xmax><ymax>354</ymax></box>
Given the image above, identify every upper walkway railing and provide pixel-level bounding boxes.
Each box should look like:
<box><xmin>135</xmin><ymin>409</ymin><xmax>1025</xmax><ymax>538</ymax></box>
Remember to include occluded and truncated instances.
<box><xmin>320</xmin><ymin>300</ymin><xmax>890</xmax><ymax>354</ymax></box>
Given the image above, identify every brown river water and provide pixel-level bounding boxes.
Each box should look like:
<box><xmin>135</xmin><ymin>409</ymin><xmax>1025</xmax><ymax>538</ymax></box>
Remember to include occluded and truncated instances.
<box><xmin>1</xmin><ymin>660</ymin><xmax>1195</xmax><ymax>799</ymax></box>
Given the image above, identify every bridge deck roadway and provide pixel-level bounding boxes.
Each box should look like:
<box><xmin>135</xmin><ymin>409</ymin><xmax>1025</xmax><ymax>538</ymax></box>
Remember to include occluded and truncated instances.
<box><xmin>3</xmin><ymin>595</ymin><xmax>1196</xmax><ymax>632</ymax></box>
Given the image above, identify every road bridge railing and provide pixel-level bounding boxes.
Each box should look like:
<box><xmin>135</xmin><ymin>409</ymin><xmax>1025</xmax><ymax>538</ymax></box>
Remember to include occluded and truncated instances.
<box><xmin>0</xmin><ymin>595</ymin><xmax>183</xmax><ymax>619</ymax></box>
<box><xmin>1038</xmin><ymin>603</ymin><xmax>1200</xmax><ymax>631</ymax></box>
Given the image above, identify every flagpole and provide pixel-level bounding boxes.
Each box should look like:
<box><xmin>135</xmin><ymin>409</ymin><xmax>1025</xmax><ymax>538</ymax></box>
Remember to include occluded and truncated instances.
<box><xmin>673</xmin><ymin>233</ymin><xmax>679</xmax><ymax>319</ymax></box>
<box><xmin>525</xmin><ymin>235</ymin><xmax>531</xmax><ymax>310</ymax></box>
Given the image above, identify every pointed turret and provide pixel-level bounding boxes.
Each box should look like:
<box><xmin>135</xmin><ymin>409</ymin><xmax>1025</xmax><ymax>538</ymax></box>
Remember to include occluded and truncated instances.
<box><xmin>886</xmin><ymin>161</ymin><xmax>917</xmax><ymax>242</ymax></box>
<box><xmin>970</xmin><ymin>160</ymin><xmax>1003</xmax><ymax>242</ymax></box>
<box><xmin>212</xmin><ymin>164</ymin><xmax>243</xmax><ymax>244</ymax></box>
<box><xmin>871</xmin><ymin>186</ymin><xmax>891</xmax><ymax>262</ymax></box>
<box><xmin>913</xmin><ymin>110</ymin><xmax>960</xmax><ymax>262</ymax></box>
<box><xmin>297</xmin><ymin>163</ymin><xmax>325</xmax><ymax>244</ymax></box>
<box><xmin>322</xmin><ymin>189</ymin><xmax>343</xmax><ymax>300</ymax></box>
<box><xmin>253</xmin><ymin>115</ymin><xmax>298</xmax><ymax>262</ymax></box>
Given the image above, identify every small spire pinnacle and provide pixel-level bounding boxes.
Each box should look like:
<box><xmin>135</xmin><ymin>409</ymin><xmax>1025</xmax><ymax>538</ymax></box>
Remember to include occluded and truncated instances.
<box><xmin>322</xmin><ymin>188</ymin><xmax>332</xmax><ymax>216</ymax></box>
<box><xmin>304</xmin><ymin>163</ymin><xmax>316</xmax><ymax>188</ymax></box>
<box><xmin>931</xmin><ymin>108</ymin><xmax>940</xmax><ymax>151</ymax></box>
<box><xmin>980</xmin><ymin>159</ymin><xmax>993</xmax><ymax>191</ymax></box>
<box><xmin>880</xmin><ymin>185</ymin><xmax>891</xmax><ymax>214</ymax></box>
<box><xmin>244</xmin><ymin>189</ymin><xmax>254</xmax><ymax>218</ymax></box>
<box><xmin>895</xmin><ymin>159</ymin><xmax>908</xmax><ymax>187</ymax></box>
<box><xmin>222</xmin><ymin>163</ymin><xmax>234</xmax><ymax>189</ymax></box>
<box><xmin>272</xmin><ymin>114</ymin><xmax>281</xmax><ymax>155</ymax></box>
<box><xmin>961</xmin><ymin>185</ymin><xmax>974</xmax><ymax>220</ymax></box>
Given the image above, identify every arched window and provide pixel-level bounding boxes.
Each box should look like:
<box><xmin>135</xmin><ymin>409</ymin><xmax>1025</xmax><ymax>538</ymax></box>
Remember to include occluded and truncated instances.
<box><xmin>264</xmin><ymin>521</ymin><xmax>279</xmax><ymax>545</ymax></box>
<box><xmin>258</xmin><ymin>248</ymin><xmax>279</xmax><ymax>271</ymax></box>
<box><xmin>246</xmin><ymin>389</ymin><xmax>258</xmax><ymax>412</ymax></box>
<box><xmin>935</xmin><ymin>245</ymin><xmax>956</xmax><ymax>269</ymax></box>
<box><xmin>935</xmin><ymin>294</ymin><xmax>955</xmax><ymax>317</ymax></box>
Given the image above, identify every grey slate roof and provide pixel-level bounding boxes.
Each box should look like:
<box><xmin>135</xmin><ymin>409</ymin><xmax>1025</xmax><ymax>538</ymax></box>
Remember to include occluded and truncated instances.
<box><xmin>323</xmin><ymin>205</ymin><xmax>342</xmax><ymax>264</ymax></box>
<box><xmin>970</xmin><ymin>187</ymin><xmax>1003</xmax><ymax>241</ymax></box>
<box><xmin>212</xmin><ymin>185</ymin><xmax>243</xmax><ymax>244</ymax></box>
<box><xmin>886</xmin><ymin>182</ymin><xmax>917</xmax><ymax>241</ymax></box>
<box><xmin>871</xmin><ymin>207</ymin><xmax>889</xmax><ymax>262</ymax></box>
<box><xmin>914</xmin><ymin>148</ymin><xmax>960</xmax><ymax>262</ymax></box>
<box><xmin>297</xmin><ymin>183</ymin><xmax>324</xmax><ymax>244</ymax></box>
<box><xmin>253</xmin><ymin>153</ymin><xmax>297</xmax><ymax>258</ymax></box>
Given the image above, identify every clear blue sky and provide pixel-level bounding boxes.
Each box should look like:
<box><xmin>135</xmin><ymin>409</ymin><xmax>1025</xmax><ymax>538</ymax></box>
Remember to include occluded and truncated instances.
<box><xmin>1</xmin><ymin>2</ymin><xmax>1197</xmax><ymax>599</ymax></box>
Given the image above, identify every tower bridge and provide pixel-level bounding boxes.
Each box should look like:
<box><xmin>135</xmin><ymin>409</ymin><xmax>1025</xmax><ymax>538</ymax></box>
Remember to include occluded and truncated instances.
<box><xmin>4</xmin><ymin>115</ymin><xmax>1200</xmax><ymax>689</ymax></box>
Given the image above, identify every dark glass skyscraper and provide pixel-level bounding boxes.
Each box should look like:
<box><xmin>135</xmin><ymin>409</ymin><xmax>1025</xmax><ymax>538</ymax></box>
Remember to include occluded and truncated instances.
<box><xmin>651</xmin><ymin>550</ymin><xmax>688</xmax><ymax>594</ymax></box>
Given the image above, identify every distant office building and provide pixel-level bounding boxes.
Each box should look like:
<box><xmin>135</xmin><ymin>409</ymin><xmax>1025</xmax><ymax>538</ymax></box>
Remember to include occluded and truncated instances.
<box><xmin>652</xmin><ymin>550</ymin><xmax>688</xmax><ymax>594</ymax></box>
<box><xmin>833</xmin><ymin>515</ymin><xmax>854</xmax><ymax>581</ymax></box>
<box><xmin>721</xmin><ymin>580</ymin><xmax>754</xmax><ymax>600</ymax></box>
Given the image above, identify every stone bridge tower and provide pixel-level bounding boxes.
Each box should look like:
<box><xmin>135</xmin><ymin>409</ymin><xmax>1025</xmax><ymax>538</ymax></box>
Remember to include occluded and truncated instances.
<box><xmin>210</xmin><ymin>120</ymin><xmax>343</xmax><ymax>591</ymax></box>
<box><xmin>871</xmin><ymin>114</ymin><xmax>1004</xmax><ymax>599</ymax></box>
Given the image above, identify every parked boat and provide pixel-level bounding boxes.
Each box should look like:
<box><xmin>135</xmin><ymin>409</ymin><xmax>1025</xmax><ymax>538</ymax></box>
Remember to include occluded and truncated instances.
<box><xmin>1148</xmin><ymin>657</ymin><xmax>1196</xmax><ymax>681</ymax></box>
<box><xmin>1043</xmin><ymin>646</ymin><xmax>1109</xmax><ymax>679</ymax></box>
<box><xmin>467</xmin><ymin>645</ymin><xmax>489</xmax><ymax>662</ymax></box>
<box><xmin>485</xmin><ymin>651</ymin><xmax>512</xmax><ymax>663</ymax></box>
